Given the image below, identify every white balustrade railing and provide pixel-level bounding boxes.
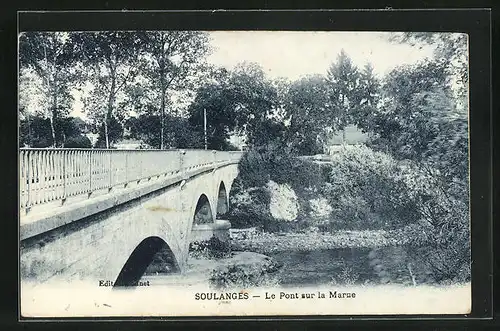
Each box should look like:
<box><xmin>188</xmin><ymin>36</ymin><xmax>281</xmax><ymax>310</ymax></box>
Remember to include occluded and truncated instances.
<box><xmin>19</xmin><ymin>148</ymin><xmax>243</xmax><ymax>214</ymax></box>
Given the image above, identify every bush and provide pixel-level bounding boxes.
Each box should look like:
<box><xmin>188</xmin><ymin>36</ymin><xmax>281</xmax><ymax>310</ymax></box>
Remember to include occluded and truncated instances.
<box><xmin>324</xmin><ymin>144</ymin><xmax>470</xmax><ymax>283</ymax></box>
<box><xmin>209</xmin><ymin>257</ymin><xmax>282</xmax><ymax>289</ymax></box>
<box><xmin>325</xmin><ymin>145</ymin><xmax>421</xmax><ymax>230</ymax></box>
<box><xmin>189</xmin><ymin>236</ymin><xmax>232</xmax><ymax>259</ymax></box>
<box><xmin>64</xmin><ymin>135</ymin><xmax>92</xmax><ymax>148</ymax></box>
<box><xmin>228</xmin><ymin>144</ymin><xmax>327</xmax><ymax>232</ymax></box>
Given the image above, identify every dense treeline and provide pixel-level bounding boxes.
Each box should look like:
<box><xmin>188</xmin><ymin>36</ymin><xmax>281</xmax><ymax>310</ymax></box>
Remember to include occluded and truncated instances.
<box><xmin>19</xmin><ymin>31</ymin><xmax>383</xmax><ymax>152</ymax></box>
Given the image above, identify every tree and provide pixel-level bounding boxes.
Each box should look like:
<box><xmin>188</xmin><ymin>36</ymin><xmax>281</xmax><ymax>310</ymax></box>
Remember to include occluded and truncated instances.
<box><xmin>284</xmin><ymin>75</ymin><xmax>331</xmax><ymax>154</ymax></box>
<box><xmin>126</xmin><ymin>114</ymin><xmax>202</xmax><ymax>149</ymax></box>
<box><xmin>326</xmin><ymin>49</ymin><xmax>362</xmax><ymax>140</ymax></box>
<box><xmin>187</xmin><ymin>63</ymin><xmax>280</xmax><ymax>150</ymax></box>
<box><xmin>126</xmin><ymin>31</ymin><xmax>211</xmax><ymax>149</ymax></box>
<box><xmin>371</xmin><ymin>61</ymin><xmax>450</xmax><ymax>161</ymax></box>
<box><xmin>187</xmin><ymin>70</ymin><xmax>239</xmax><ymax>150</ymax></box>
<box><xmin>353</xmin><ymin>63</ymin><xmax>380</xmax><ymax>131</ymax></box>
<box><xmin>389</xmin><ymin>32</ymin><xmax>468</xmax><ymax>111</ymax></box>
<box><xmin>73</xmin><ymin>31</ymin><xmax>143</xmax><ymax>148</ymax></box>
<box><xmin>19</xmin><ymin>32</ymin><xmax>79</xmax><ymax>147</ymax></box>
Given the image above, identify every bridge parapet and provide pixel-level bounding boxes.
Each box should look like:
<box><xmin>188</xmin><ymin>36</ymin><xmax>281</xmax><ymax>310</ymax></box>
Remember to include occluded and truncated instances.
<box><xmin>20</xmin><ymin>148</ymin><xmax>243</xmax><ymax>215</ymax></box>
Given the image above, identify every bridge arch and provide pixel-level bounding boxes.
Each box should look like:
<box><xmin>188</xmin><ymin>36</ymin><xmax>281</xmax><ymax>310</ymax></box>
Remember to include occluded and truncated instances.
<box><xmin>216</xmin><ymin>181</ymin><xmax>229</xmax><ymax>218</ymax></box>
<box><xmin>114</xmin><ymin>236</ymin><xmax>180</xmax><ymax>287</ymax></box>
<box><xmin>192</xmin><ymin>194</ymin><xmax>214</xmax><ymax>225</ymax></box>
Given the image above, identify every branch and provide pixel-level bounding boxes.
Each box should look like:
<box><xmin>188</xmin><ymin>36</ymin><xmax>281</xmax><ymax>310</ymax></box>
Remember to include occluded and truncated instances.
<box><xmin>116</xmin><ymin>66</ymin><xmax>133</xmax><ymax>93</ymax></box>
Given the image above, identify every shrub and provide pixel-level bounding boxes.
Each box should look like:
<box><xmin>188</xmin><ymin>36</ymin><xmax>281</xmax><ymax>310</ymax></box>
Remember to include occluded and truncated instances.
<box><xmin>189</xmin><ymin>236</ymin><xmax>232</xmax><ymax>259</ymax></box>
<box><xmin>229</xmin><ymin>144</ymin><xmax>326</xmax><ymax>232</ymax></box>
<box><xmin>64</xmin><ymin>135</ymin><xmax>92</xmax><ymax>148</ymax></box>
<box><xmin>209</xmin><ymin>258</ymin><xmax>282</xmax><ymax>289</ymax></box>
<box><xmin>325</xmin><ymin>145</ymin><xmax>421</xmax><ymax>230</ymax></box>
<box><xmin>324</xmin><ymin>144</ymin><xmax>470</xmax><ymax>283</ymax></box>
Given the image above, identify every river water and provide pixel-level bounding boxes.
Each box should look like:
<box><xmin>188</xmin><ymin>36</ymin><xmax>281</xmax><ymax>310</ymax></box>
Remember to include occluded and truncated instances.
<box><xmin>267</xmin><ymin>248</ymin><xmax>374</xmax><ymax>287</ymax></box>
<box><xmin>142</xmin><ymin>245</ymin><xmax>421</xmax><ymax>288</ymax></box>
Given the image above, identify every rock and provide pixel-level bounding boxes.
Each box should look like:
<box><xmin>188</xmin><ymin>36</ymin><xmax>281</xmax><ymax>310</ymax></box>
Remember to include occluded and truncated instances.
<box><xmin>266</xmin><ymin>180</ymin><xmax>299</xmax><ymax>221</ymax></box>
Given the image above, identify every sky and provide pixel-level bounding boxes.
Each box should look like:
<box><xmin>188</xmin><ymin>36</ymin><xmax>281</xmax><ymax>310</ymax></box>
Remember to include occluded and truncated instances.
<box><xmin>206</xmin><ymin>31</ymin><xmax>435</xmax><ymax>80</ymax></box>
<box><xmin>69</xmin><ymin>31</ymin><xmax>435</xmax><ymax>120</ymax></box>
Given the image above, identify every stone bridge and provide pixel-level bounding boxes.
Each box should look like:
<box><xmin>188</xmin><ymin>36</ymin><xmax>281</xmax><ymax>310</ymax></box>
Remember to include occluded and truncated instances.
<box><xmin>19</xmin><ymin>148</ymin><xmax>243</xmax><ymax>287</ymax></box>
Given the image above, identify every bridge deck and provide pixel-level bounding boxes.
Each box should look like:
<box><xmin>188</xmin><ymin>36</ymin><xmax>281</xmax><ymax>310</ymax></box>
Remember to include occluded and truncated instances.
<box><xmin>19</xmin><ymin>148</ymin><xmax>243</xmax><ymax>241</ymax></box>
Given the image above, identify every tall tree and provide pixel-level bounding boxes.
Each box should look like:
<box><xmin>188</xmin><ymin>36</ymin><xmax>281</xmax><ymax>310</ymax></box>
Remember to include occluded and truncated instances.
<box><xmin>73</xmin><ymin>31</ymin><xmax>143</xmax><ymax>148</ymax></box>
<box><xmin>326</xmin><ymin>49</ymin><xmax>362</xmax><ymax>141</ymax></box>
<box><xmin>285</xmin><ymin>74</ymin><xmax>331</xmax><ymax>154</ymax></box>
<box><xmin>19</xmin><ymin>32</ymin><xmax>78</xmax><ymax>147</ymax></box>
<box><xmin>353</xmin><ymin>63</ymin><xmax>380</xmax><ymax>131</ymax></box>
<box><xmin>128</xmin><ymin>31</ymin><xmax>211</xmax><ymax>149</ymax></box>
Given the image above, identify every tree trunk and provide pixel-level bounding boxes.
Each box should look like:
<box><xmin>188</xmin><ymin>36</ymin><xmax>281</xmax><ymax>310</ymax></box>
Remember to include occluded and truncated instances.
<box><xmin>106</xmin><ymin>65</ymin><xmax>116</xmax><ymax>149</ymax></box>
<box><xmin>104</xmin><ymin>113</ymin><xmax>109</xmax><ymax>149</ymax></box>
<box><xmin>27</xmin><ymin>112</ymin><xmax>32</xmax><ymax>147</ymax></box>
<box><xmin>160</xmin><ymin>87</ymin><xmax>165</xmax><ymax>150</ymax></box>
<box><xmin>49</xmin><ymin>114</ymin><xmax>56</xmax><ymax>148</ymax></box>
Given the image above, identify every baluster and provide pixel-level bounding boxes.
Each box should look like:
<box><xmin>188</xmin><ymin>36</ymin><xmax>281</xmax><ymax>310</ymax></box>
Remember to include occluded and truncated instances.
<box><xmin>21</xmin><ymin>151</ymin><xmax>27</xmax><ymax>211</ymax></box>
<box><xmin>32</xmin><ymin>151</ymin><xmax>39</xmax><ymax>205</ymax></box>
<box><xmin>108</xmin><ymin>151</ymin><xmax>112</xmax><ymax>192</ymax></box>
<box><xmin>26</xmin><ymin>150</ymin><xmax>31</xmax><ymax>212</ymax></box>
<box><xmin>70</xmin><ymin>150</ymin><xmax>74</xmax><ymax>197</ymax></box>
<box><xmin>46</xmin><ymin>151</ymin><xmax>52</xmax><ymax>202</ymax></box>
<box><xmin>61</xmin><ymin>150</ymin><xmax>67</xmax><ymax>205</ymax></box>
<box><xmin>75</xmin><ymin>151</ymin><xmax>80</xmax><ymax>194</ymax></box>
<box><xmin>87</xmin><ymin>151</ymin><xmax>91</xmax><ymax>192</ymax></box>
<box><xmin>124</xmin><ymin>151</ymin><xmax>128</xmax><ymax>187</ymax></box>
<box><xmin>39</xmin><ymin>151</ymin><xmax>45</xmax><ymax>203</ymax></box>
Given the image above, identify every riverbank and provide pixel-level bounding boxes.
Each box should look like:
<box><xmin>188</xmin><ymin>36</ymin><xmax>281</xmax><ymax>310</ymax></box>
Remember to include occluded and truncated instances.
<box><xmin>230</xmin><ymin>228</ymin><xmax>413</xmax><ymax>254</ymax></box>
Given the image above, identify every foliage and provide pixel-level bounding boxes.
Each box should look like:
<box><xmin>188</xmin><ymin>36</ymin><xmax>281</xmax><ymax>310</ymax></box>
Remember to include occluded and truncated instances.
<box><xmin>20</xmin><ymin>114</ymin><xmax>90</xmax><ymax>148</ymax></box>
<box><xmin>209</xmin><ymin>257</ymin><xmax>281</xmax><ymax>290</ymax></box>
<box><xmin>326</xmin><ymin>51</ymin><xmax>380</xmax><ymax>136</ymax></box>
<box><xmin>284</xmin><ymin>75</ymin><xmax>332</xmax><ymax>154</ymax></box>
<box><xmin>389</xmin><ymin>32</ymin><xmax>468</xmax><ymax>110</ymax></box>
<box><xmin>126</xmin><ymin>114</ymin><xmax>204</xmax><ymax>149</ymax></box>
<box><xmin>325</xmin><ymin>145</ymin><xmax>421</xmax><ymax>230</ymax></box>
<box><xmin>126</xmin><ymin>31</ymin><xmax>211</xmax><ymax>149</ymax></box>
<box><xmin>63</xmin><ymin>135</ymin><xmax>92</xmax><ymax>148</ymax></box>
<box><xmin>94</xmin><ymin>116</ymin><xmax>124</xmax><ymax>148</ymax></box>
<box><xmin>73</xmin><ymin>31</ymin><xmax>144</xmax><ymax>148</ymax></box>
<box><xmin>367</xmin><ymin>60</ymin><xmax>468</xmax><ymax>192</ymax></box>
<box><xmin>19</xmin><ymin>116</ymin><xmax>53</xmax><ymax>148</ymax></box>
<box><xmin>188</xmin><ymin>63</ymin><xmax>286</xmax><ymax>150</ymax></box>
<box><xmin>19</xmin><ymin>32</ymin><xmax>80</xmax><ymax>146</ymax></box>
<box><xmin>324</xmin><ymin>145</ymin><xmax>470</xmax><ymax>282</ymax></box>
<box><xmin>228</xmin><ymin>143</ymin><xmax>327</xmax><ymax>232</ymax></box>
<box><xmin>189</xmin><ymin>236</ymin><xmax>232</xmax><ymax>259</ymax></box>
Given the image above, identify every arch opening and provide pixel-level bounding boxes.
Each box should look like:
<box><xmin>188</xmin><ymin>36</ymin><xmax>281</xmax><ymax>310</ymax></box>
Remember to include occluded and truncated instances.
<box><xmin>216</xmin><ymin>181</ymin><xmax>229</xmax><ymax>218</ymax></box>
<box><xmin>193</xmin><ymin>194</ymin><xmax>213</xmax><ymax>225</ymax></box>
<box><xmin>114</xmin><ymin>236</ymin><xmax>180</xmax><ymax>287</ymax></box>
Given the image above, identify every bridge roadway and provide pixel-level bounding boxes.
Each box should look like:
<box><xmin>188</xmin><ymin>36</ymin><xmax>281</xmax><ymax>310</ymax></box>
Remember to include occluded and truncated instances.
<box><xmin>19</xmin><ymin>148</ymin><xmax>243</xmax><ymax>287</ymax></box>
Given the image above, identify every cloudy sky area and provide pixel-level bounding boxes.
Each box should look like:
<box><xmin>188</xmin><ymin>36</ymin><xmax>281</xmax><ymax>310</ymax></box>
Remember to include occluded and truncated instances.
<box><xmin>70</xmin><ymin>31</ymin><xmax>434</xmax><ymax>119</ymax></box>
<box><xmin>207</xmin><ymin>31</ymin><xmax>435</xmax><ymax>80</ymax></box>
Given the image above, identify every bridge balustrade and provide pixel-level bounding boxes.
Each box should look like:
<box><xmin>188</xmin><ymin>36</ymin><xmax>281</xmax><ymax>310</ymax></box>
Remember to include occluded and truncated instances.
<box><xmin>19</xmin><ymin>148</ymin><xmax>243</xmax><ymax>214</ymax></box>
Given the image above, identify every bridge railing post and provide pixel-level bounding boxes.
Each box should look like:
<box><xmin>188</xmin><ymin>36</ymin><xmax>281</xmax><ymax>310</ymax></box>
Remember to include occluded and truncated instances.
<box><xmin>88</xmin><ymin>151</ymin><xmax>92</xmax><ymax>198</ymax></box>
<box><xmin>108</xmin><ymin>151</ymin><xmax>113</xmax><ymax>192</ymax></box>
<box><xmin>179</xmin><ymin>149</ymin><xmax>186</xmax><ymax>180</ymax></box>
<box><xmin>124</xmin><ymin>152</ymin><xmax>128</xmax><ymax>187</ymax></box>
<box><xmin>61</xmin><ymin>150</ymin><xmax>67</xmax><ymax>205</ymax></box>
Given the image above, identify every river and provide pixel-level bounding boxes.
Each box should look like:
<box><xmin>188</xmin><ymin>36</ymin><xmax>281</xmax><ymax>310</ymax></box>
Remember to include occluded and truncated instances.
<box><xmin>142</xmin><ymin>244</ymin><xmax>425</xmax><ymax>288</ymax></box>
